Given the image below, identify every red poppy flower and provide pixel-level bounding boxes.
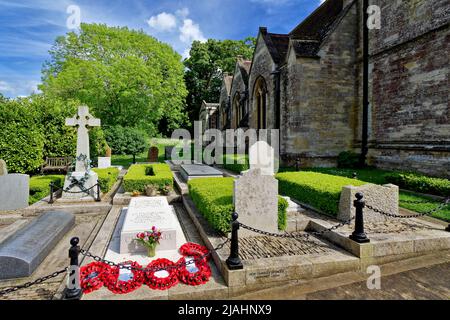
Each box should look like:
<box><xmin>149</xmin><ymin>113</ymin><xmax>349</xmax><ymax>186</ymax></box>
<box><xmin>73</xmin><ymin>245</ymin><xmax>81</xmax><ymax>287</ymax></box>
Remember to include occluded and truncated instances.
<box><xmin>144</xmin><ymin>258</ymin><xmax>179</xmax><ymax>290</ymax></box>
<box><xmin>80</xmin><ymin>262</ymin><xmax>109</xmax><ymax>294</ymax></box>
<box><xmin>176</xmin><ymin>257</ymin><xmax>212</xmax><ymax>286</ymax></box>
<box><xmin>103</xmin><ymin>261</ymin><xmax>145</xmax><ymax>294</ymax></box>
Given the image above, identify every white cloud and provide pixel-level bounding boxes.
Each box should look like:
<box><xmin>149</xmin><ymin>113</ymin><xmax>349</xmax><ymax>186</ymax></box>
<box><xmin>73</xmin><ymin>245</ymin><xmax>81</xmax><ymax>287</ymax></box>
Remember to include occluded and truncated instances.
<box><xmin>179</xmin><ymin>19</ymin><xmax>206</xmax><ymax>43</ymax></box>
<box><xmin>176</xmin><ymin>7</ymin><xmax>190</xmax><ymax>18</ymax></box>
<box><xmin>147</xmin><ymin>12</ymin><xmax>177</xmax><ymax>31</ymax></box>
<box><xmin>0</xmin><ymin>80</ymin><xmax>12</xmax><ymax>93</ymax></box>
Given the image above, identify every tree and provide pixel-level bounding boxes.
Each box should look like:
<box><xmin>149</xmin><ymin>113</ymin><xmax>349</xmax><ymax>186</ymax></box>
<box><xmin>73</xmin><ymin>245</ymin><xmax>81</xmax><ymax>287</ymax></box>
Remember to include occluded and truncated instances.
<box><xmin>184</xmin><ymin>38</ymin><xmax>256</xmax><ymax>129</ymax></box>
<box><xmin>40</xmin><ymin>23</ymin><xmax>188</xmax><ymax>136</ymax></box>
<box><xmin>105</xmin><ymin>125</ymin><xmax>147</xmax><ymax>164</ymax></box>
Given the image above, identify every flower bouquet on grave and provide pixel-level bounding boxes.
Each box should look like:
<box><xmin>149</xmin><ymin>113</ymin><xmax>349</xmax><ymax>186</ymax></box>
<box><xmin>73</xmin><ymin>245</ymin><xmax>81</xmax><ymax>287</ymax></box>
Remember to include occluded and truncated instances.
<box><xmin>135</xmin><ymin>227</ymin><xmax>162</xmax><ymax>257</ymax></box>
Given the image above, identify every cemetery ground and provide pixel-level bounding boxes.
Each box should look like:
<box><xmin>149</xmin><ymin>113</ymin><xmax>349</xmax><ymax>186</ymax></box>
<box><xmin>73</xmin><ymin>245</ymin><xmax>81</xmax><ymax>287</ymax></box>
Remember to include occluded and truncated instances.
<box><xmin>1</xmin><ymin>146</ymin><xmax>450</xmax><ymax>300</ymax></box>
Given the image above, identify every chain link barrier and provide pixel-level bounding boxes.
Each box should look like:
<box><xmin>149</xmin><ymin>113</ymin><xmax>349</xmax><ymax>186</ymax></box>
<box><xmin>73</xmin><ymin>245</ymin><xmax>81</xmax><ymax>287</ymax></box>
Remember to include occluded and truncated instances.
<box><xmin>239</xmin><ymin>217</ymin><xmax>354</xmax><ymax>240</ymax></box>
<box><xmin>80</xmin><ymin>237</ymin><xmax>230</xmax><ymax>273</ymax></box>
<box><xmin>366</xmin><ymin>198</ymin><xmax>450</xmax><ymax>219</ymax></box>
<box><xmin>0</xmin><ymin>268</ymin><xmax>67</xmax><ymax>297</ymax></box>
<box><xmin>51</xmin><ymin>182</ymin><xmax>99</xmax><ymax>194</ymax></box>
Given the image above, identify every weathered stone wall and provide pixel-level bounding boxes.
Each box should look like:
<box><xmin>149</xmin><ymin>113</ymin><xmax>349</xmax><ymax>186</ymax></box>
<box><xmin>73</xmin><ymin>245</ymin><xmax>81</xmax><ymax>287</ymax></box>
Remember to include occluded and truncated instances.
<box><xmin>218</xmin><ymin>78</ymin><xmax>230</xmax><ymax>129</ymax></box>
<box><xmin>281</xmin><ymin>2</ymin><xmax>358</xmax><ymax>167</ymax></box>
<box><xmin>248</xmin><ymin>33</ymin><xmax>277</xmax><ymax>130</ymax></box>
<box><xmin>363</xmin><ymin>0</ymin><xmax>450</xmax><ymax>177</ymax></box>
<box><xmin>230</xmin><ymin>64</ymin><xmax>247</xmax><ymax>129</ymax></box>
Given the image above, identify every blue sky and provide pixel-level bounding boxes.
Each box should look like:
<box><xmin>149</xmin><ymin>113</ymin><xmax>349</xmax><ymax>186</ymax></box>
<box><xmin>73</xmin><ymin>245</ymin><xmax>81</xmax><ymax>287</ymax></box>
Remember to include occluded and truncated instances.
<box><xmin>0</xmin><ymin>0</ymin><xmax>324</xmax><ymax>98</ymax></box>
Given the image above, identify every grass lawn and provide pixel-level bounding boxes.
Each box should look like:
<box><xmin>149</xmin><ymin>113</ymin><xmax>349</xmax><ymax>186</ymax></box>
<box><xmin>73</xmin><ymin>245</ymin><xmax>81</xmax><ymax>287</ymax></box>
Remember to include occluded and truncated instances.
<box><xmin>29</xmin><ymin>175</ymin><xmax>65</xmax><ymax>205</ymax></box>
<box><xmin>111</xmin><ymin>138</ymin><xmax>182</xmax><ymax>168</ymax></box>
<box><xmin>303</xmin><ymin>167</ymin><xmax>450</xmax><ymax>222</ymax></box>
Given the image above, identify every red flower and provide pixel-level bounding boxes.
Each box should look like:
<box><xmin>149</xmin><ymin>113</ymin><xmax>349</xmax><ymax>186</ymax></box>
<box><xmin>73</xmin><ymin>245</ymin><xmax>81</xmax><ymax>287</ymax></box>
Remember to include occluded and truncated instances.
<box><xmin>103</xmin><ymin>261</ymin><xmax>145</xmax><ymax>294</ymax></box>
<box><xmin>80</xmin><ymin>262</ymin><xmax>109</xmax><ymax>294</ymax></box>
<box><xmin>144</xmin><ymin>258</ymin><xmax>179</xmax><ymax>290</ymax></box>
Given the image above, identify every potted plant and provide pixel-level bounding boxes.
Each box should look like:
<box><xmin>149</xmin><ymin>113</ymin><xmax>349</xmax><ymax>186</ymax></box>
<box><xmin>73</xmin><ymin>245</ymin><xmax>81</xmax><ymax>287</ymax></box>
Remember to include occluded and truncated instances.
<box><xmin>145</xmin><ymin>185</ymin><xmax>157</xmax><ymax>197</ymax></box>
<box><xmin>135</xmin><ymin>226</ymin><xmax>162</xmax><ymax>257</ymax></box>
<box><xmin>160</xmin><ymin>184</ymin><xmax>172</xmax><ymax>196</ymax></box>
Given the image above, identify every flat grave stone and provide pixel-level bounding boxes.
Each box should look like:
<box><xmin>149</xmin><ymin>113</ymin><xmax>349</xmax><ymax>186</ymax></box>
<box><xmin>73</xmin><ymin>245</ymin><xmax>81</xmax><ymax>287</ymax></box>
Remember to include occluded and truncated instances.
<box><xmin>0</xmin><ymin>211</ymin><xmax>75</xmax><ymax>280</ymax></box>
<box><xmin>180</xmin><ymin>164</ymin><xmax>223</xmax><ymax>181</ymax></box>
<box><xmin>120</xmin><ymin>197</ymin><xmax>179</xmax><ymax>254</ymax></box>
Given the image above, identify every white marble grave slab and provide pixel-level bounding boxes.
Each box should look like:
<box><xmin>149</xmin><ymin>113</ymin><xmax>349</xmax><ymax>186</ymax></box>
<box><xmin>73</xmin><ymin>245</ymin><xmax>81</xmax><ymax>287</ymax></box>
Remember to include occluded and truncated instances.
<box><xmin>119</xmin><ymin>197</ymin><xmax>179</xmax><ymax>254</ymax></box>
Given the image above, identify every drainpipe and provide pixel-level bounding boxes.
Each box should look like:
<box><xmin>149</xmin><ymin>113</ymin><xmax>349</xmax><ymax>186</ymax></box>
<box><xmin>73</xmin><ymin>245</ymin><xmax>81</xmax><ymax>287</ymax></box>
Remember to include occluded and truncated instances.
<box><xmin>271</xmin><ymin>69</ymin><xmax>281</xmax><ymax>130</ymax></box>
<box><xmin>359</xmin><ymin>0</ymin><xmax>369</xmax><ymax>167</ymax></box>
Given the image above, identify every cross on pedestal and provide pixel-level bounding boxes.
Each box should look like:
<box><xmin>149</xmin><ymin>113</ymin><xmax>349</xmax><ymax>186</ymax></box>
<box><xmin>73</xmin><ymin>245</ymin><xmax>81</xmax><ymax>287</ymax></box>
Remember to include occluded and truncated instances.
<box><xmin>66</xmin><ymin>106</ymin><xmax>101</xmax><ymax>172</ymax></box>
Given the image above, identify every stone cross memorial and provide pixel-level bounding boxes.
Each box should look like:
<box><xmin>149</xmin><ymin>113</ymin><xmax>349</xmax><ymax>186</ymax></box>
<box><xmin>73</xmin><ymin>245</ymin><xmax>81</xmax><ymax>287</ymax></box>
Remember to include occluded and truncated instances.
<box><xmin>234</xmin><ymin>168</ymin><xmax>279</xmax><ymax>237</ymax></box>
<box><xmin>63</xmin><ymin>106</ymin><xmax>101</xmax><ymax>199</ymax></box>
<box><xmin>120</xmin><ymin>197</ymin><xmax>180</xmax><ymax>254</ymax></box>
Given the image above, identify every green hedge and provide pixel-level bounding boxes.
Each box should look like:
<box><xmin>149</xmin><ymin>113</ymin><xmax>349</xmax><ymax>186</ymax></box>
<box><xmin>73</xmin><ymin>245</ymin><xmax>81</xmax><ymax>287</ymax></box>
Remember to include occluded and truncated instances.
<box><xmin>123</xmin><ymin>164</ymin><xmax>173</xmax><ymax>192</ymax></box>
<box><xmin>188</xmin><ymin>177</ymin><xmax>288</xmax><ymax>233</ymax></box>
<box><xmin>385</xmin><ymin>172</ymin><xmax>450</xmax><ymax>197</ymax></box>
<box><xmin>276</xmin><ymin>172</ymin><xmax>366</xmax><ymax>216</ymax></box>
<box><xmin>222</xmin><ymin>154</ymin><xmax>249</xmax><ymax>173</ymax></box>
<box><xmin>92</xmin><ymin>167</ymin><xmax>120</xmax><ymax>193</ymax></box>
<box><xmin>29</xmin><ymin>175</ymin><xmax>64</xmax><ymax>205</ymax></box>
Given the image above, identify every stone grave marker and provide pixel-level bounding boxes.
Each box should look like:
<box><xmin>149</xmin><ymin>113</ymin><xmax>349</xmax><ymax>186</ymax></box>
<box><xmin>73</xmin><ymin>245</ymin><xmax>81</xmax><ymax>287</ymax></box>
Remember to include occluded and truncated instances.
<box><xmin>234</xmin><ymin>168</ymin><xmax>279</xmax><ymax>237</ymax></box>
<box><xmin>0</xmin><ymin>211</ymin><xmax>75</xmax><ymax>280</ymax></box>
<box><xmin>0</xmin><ymin>159</ymin><xmax>29</xmax><ymax>210</ymax></box>
<box><xmin>148</xmin><ymin>146</ymin><xmax>159</xmax><ymax>163</ymax></box>
<box><xmin>180</xmin><ymin>164</ymin><xmax>223</xmax><ymax>181</ymax></box>
<box><xmin>249</xmin><ymin>141</ymin><xmax>275</xmax><ymax>175</ymax></box>
<box><xmin>63</xmin><ymin>106</ymin><xmax>100</xmax><ymax>199</ymax></box>
<box><xmin>120</xmin><ymin>197</ymin><xmax>178</xmax><ymax>254</ymax></box>
<box><xmin>0</xmin><ymin>159</ymin><xmax>8</xmax><ymax>175</ymax></box>
<box><xmin>165</xmin><ymin>146</ymin><xmax>175</xmax><ymax>160</ymax></box>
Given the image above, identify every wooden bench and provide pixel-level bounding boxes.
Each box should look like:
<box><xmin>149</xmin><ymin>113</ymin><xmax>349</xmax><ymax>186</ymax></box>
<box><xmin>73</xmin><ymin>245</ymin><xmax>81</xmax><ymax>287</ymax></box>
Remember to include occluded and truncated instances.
<box><xmin>41</xmin><ymin>157</ymin><xmax>73</xmax><ymax>174</ymax></box>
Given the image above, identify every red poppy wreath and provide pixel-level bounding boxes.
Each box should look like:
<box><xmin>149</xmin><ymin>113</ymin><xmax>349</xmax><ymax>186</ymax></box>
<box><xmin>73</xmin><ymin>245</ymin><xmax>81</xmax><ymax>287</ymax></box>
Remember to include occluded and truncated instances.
<box><xmin>176</xmin><ymin>256</ymin><xmax>212</xmax><ymax>286</ymax></box>
<box><xmin>80</xmin><ymin>262</ymin><xmax>110</xmax><ymax>294</ymax></box>
<box><xmin>103</xmin><ymin>261</ymin><xmax>145</xmax><ymax>294</ymax></box>
<box><xmin>179</xmin><ymin>243</ymin><xmax>210</xmax><ymax>262</ymax></box>
<box><xmin>144</xmin><ymin>258</ymin><xmax>179</xmax><ymax>290</ymax></box>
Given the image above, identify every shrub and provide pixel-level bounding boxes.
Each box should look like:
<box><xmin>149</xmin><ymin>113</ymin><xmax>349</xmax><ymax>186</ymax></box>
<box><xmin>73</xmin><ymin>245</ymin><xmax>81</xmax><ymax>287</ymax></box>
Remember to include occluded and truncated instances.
<box><xmin>337</xmin><ymin>151</ymin><xmax>360</xmax><ymax>168</ymax></box>
<box><xmin>276</xmin><ymin>172</ymin><xmax>366</xmax><ymax>216</ymax></box>
<box><xmin>222</xmin><ymin>154</ymin><xmax>249</xmax><ymax>173</ymax></box>
<box><xmin>278</xmin><ymin>196</ymin><xmax>288</xmax><ymax>231</ymax></box>
<box><xmin>92</xmin><ymin>167</ymin><xmax>120</xmax><ymax>193</ymax></box>
<box><xmin>385</xmin><ymin>172</ymin><xmax>450</xmax><ymax>197</ymax></box>
<box><xmin>123</xmin><ymin>164</ymin><xmax>173</xmax><ymax>192</ymax></box>
<box><xmin>188</xmin><ymin>177</ymin><xmax>288</xmax><ymax>233</ymax></box>
<box><xmin>29</xmin><ymin>175</ymin><xmax>65</xmax><ymax>205</ymax></box>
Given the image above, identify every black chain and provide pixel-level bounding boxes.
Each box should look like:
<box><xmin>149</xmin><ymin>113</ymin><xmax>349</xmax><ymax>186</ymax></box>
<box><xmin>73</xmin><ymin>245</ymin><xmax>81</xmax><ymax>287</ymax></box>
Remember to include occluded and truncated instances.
<box><xmin>52</xmin><ymin>183</ymin><xmax>99</xmax><ymax>194</ymax></box>
<box><xmin>0</xmin><ymin>268</ymin><xmax>68</xmax><ymax>297</ymax></box>
<box><xmin>80</xmin><ymin>238</ymin><xmax>230</xmax><ymax>273</ymax></box>
<box><xmin>239</xmin><ymin>217</ymin><xmax>354</xmax><ymax>240</ymax></box>
<box><xmin>366</xmin><ymin>198</ymin><xmax>450</xmax><ymax>219</ymax></box>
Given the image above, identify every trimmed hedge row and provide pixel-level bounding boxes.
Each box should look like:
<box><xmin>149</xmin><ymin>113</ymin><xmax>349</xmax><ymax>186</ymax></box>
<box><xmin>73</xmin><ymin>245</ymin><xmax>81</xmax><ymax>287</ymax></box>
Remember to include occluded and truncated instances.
<box><xmin>222</xmin><ymin>154</ymin><xmax>249</xmax><ymax>174</ymax></box>
<box><xmin>92</xmin><ymin>167</ymin><xmax>120</xmax><ymax>193</ymax></box>
<box><xmin>29</xmin><ymin>175</ymin><xmax>64</xmax><ymax>205</ymax></box>
<box><xmin>385</xmin><ymin>172</ymin><xmax>450</xmax><ymax>197</ymax></box>
<box><xmin>123</xmin><ymin>164</ymin><xmax>173</xmax><ymax>192</ymax></box>
<box><xmin>276</xmin><ymin>172</ymin><xmax>366</xmax><ymax>216</ymax></box>
<box><xmin>188</xmin><ymin>177</ymin><xmax>287</xmax><ymax>233</ymax></box>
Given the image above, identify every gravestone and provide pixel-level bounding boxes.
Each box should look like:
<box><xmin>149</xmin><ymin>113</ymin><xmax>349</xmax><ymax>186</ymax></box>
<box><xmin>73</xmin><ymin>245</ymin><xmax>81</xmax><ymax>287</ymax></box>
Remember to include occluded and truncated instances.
<box><xmin>180</xmin><ymin>164</ymin><xmax>223</xmax><ymax>181</ymax></box>
<box><xmin>97</xmin><ymin>157</ymin><xmax>111</xmax><ymax>169</ymax></box>
<box><xmin>0</xmin><ymin>159</ymin><xmax>8</xmax><ymax>175</ymax></box>
<box><xmin>148</xmin><ymin>147</ymin><xmax>159</xmax><ymax>163</ymax></box>
<box><xmin>63</xmin><ymin>106</ymin><xmax>101</xmax><ymax>199</ymax></box>
<box><xmin>120</xmin><ymin>197</ymin><xmax>179</xmax><ymax>254</ymax></box>
<box><xmin>0</xmin><ymin>211</ymin><xmax>75</xmax><ymax>280</ymax></box>
<box><xmin>165</xmin><ymin>146</ymin><xmax>175</xmax><ymax>160</ymax></box>
<box><xmin>0</xmin><ymin>162</ymin><xmax>29</xmax><ymax>210</ymax></box>
<box><xmin>234</xmin><ymin>168</ymin><xmax>279</xmax><ymax>237</ymax></box>
<box><xmin>249</xmin><ymin>141</ymin><xmax>275</xmax><ymax>175</ymax></box>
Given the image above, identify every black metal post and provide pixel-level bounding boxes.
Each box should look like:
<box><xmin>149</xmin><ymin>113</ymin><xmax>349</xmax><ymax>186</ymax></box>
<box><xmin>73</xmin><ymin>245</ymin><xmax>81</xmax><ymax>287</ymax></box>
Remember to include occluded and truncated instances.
<box><xmin>349</xmin><ymin>193</ymin><xmax>370</xmax><ymax>243</ymax></box>
<box><xmin>226</xmin><ymin>212</ymin><xmax>243</xmax><ymax>270</ymax></box>
<box><xmin>446</xmin><ymin>224</ymin><xmax>450</xmax><ymax>232</ymax></box>
<box><xmin>49</xmin><ymin>182</ymin><xmax>54</xmax><ymax>204</ymax></box>
<box><xmin>96</xmin><ymin>183</ymin><xmax>101</xmax><ymax>202</ymax></box>
<box><xmin>352</xmin><ymin>172</ymin><xmax>358</xmax><ymax>179</ymax></box>
<box><xmin>359</xmin><ymin>0</ymin><xmax>370</xmax><ymax>167</ymax></box>
<box><xmin>295</xmin><ymin>157</ymin><xmax>300</xmax><ymax>171</ymax></box>
<box><xmin>63</xmin><ymin>237</ymin><xmax>83</xmax><ymax>300</ymax></box>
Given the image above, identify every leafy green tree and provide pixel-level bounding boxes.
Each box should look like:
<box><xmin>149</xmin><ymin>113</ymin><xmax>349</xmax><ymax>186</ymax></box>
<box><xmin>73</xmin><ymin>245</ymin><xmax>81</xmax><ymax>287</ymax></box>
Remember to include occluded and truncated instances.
<box><xmin>184</xmin><ymin>38</ymin><xmax>255</xmax><ymax>128</ymax></box>
<box><xmin>105</xmin><ymin>125</ymin><xmax>148</xmax><ymax>163</ymax></box>
<box><xmin>40</xmin><ymin>23</ymin><xmax>188</xmax><ymax>136</ymax></box>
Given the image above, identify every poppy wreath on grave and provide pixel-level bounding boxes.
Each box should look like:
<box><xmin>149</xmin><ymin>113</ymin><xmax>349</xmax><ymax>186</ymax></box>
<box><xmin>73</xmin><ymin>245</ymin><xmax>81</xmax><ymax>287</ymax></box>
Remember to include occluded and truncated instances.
<box><xmin>144</xmin><ymin>258</ymin><xmax>179</xmax><ymax>290</ymax></box>
<box><xmin>179</xmin><ymin>243</ymin><xmax>210</xmax><ymax>262</ymax></box>
<box><xmin>176</xmin><ymin>256</ymin><xmax>212</xmax><ymax>286</ymax></box>
<box><xmin>80</xmin><ymin>262</ymin><xmax>110</xmax><ymax>294</ymax></box>
<box><xmin>103</xmin><ymin>261</ymin><xmax>145</xmax><ymax>294</ymax></box>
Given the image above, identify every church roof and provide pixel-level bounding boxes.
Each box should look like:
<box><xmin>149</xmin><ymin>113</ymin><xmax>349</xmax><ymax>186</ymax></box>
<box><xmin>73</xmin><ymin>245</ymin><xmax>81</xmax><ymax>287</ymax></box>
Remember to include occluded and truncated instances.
<box><xmin>290</xmin><ymin>0</ymin><xmax>344</xmax><ymax>41</ymax></box>
<box><xmin>290</xmin><ymin>39</ymin><xmax>321</xmax><ymax>58</ymax></box>
<box><xmin>223</xmin><ymin>75</ymin><xmax>233</xmax><ymax>95</ymax></box>
<box><xmin>260</xmin><ymin>28</ymin><xmax>290</xmax><ymax>65</ymax></box>
<box><xmin>237</xmin><ymin>58</ymin><xmax>252</xmax><ymax>85</ymax></box>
